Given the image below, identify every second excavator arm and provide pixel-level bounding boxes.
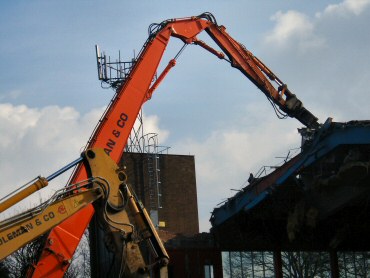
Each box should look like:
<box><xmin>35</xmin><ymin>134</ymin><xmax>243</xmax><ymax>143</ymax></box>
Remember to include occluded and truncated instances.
<box><xmin>0</xmin><ymin>148</ymin><xmax>169</xmax><ymax>276</ymax></box>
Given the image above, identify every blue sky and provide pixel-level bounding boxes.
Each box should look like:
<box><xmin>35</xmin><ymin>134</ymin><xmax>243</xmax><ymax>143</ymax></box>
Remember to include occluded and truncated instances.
<box><xmin>1</xmin><ymin>0</ymin><xmax>370</xmax><ymax>231</ymax></box>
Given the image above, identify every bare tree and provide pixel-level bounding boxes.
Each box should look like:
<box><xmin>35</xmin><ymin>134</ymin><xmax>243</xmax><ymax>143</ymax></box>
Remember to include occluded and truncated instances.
<box><xmin>223</xmin><ymin>251</ymin><xmax>331</xmax><ymax>278</ymax></box>
<box><xmin>0</xmin><ymin>260</ymin><xmax>10</xmax><ymax>277</ymax></box>
<box><xmin>1</xmin><ymin>235</ymin><xmax>46</xmax><ymax>278</ymax></box>
<box><xmin>1</xmin><ymin>229</ymin><xmax>90</xmax><ymax>278</ymax></box>
<box><xmin>223</xmin><ymin>251</ymin><xmax>275</xmax><ymax>278</ymax></box>
<box><xmin>65</xmin><ymin>229</ymin><xmax>91</xmax><ymax>278</ymax></box>
<box><xmin>281</xmin><ymin>252</ymin><xmax>330</xmax><ymax>278</ymax></box>
<box><xmin>338</xmin><ymin>252</ymin><xmax>369</xmax><ymax>277</ymax></box>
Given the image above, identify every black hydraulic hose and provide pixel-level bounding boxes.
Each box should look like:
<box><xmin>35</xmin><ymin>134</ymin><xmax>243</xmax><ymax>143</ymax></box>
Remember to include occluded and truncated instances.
<box><xmin>197</xmin><ymin>12</ymin><xmax>217</xmax><ymax>25</ymax></box>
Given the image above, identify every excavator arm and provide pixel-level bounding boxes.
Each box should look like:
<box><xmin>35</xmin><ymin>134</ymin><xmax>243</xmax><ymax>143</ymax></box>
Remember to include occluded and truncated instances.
<box><xmin>144</xmin><ymin>12</ymin><xmax>318</xmax><ymax>128</ymax></box>
<box><xmin>0</xmin><ymin>148</ymin><xmax>169</xmax><ymax>276</ymax></box>
<box><xmin>30</xmin><ymin>12</ymin><xmax>319</xmax><ymax>276</ymax></box>
<box><xmin>0</xmin><ymin>184</ymin><xmax>102</xmax><ymax>262</ymax></box>
<box><xmin>203</xmin><ymin>20</ymin><xmax>319</xmax><ymax>129</ymax></box>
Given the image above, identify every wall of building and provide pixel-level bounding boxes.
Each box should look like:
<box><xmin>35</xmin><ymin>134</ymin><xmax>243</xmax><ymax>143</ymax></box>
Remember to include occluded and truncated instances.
<box><xmin>121</xmin><ymin>152</ymin><xmax>199</xmax><ymax>236</ymax></box>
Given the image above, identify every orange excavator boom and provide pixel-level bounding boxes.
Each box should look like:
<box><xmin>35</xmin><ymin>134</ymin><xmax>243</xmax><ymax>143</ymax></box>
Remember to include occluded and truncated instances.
<box><xmin>29</xmin><ymin>13</ymin><xmax>318</xmax><ymax>277</ymax></box>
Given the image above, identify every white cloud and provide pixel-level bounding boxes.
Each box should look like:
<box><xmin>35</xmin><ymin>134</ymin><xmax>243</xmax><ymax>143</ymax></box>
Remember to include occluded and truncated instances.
<box><xmin>265</xmin><ymin>10</ymin><xmax>325</xmax><ymax>52</ymax></box>
<box><xmin>264</xmin><ymin>1</ymin><xmax>370</xmax><ymax>53</ymax></box>
<box><xmin>267</xmin><ymin>10</ymin><xmax>313</xmax><ymax>43</ymax></box>
<box><xmin>0</xmin><ymin>104</ymin><xmax>102</xmax><ymax>203</ymax></box>
<box><xmin>260</xmin><ymin>1</ymin><xmax>370</xmax><ymax>125</ymax></box>
<box><xmin>319</xmin><ymin>0</ymin><xmax>370</xmax><ymax>17</ymax></box>
<box><xmin>0</xmin><ymin>104</ymin><xmax>39</xmax><ymax>148</ymax></box>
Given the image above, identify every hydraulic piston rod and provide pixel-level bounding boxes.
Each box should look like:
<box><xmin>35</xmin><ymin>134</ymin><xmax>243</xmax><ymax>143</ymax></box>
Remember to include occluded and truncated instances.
<box><xmin>0</xmin><ymin>157</ymin><xmax>83</xmax><ymax>213</ymax></box>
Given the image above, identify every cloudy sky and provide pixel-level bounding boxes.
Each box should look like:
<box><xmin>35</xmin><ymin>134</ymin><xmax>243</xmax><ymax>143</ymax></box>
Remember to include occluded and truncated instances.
<box><xmin>1</xmin><ymin>0</ymin><xmax>370</xmax><ymax>231</ymax></box>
